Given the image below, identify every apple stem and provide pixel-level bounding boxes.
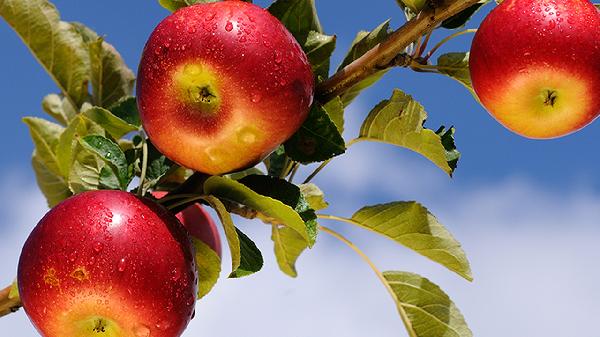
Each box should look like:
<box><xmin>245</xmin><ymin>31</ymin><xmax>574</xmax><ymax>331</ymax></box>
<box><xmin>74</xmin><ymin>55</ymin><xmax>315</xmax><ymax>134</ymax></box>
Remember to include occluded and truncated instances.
<box><xmin>137</xmin><ymin>134</ymin><xmax>149</xmax><ymax>197</ymax></box>
<box><xmin>315</xmin><ymin>0</ymin><xmax>481</xmax><ymax>103</ymax></box>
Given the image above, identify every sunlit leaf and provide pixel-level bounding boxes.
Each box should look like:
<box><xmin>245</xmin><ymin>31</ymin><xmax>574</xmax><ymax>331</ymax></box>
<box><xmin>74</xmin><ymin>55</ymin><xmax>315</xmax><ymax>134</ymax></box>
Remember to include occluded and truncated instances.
<box><xmin>192</xmin><ymin>238</ymin><xmax>221</xmax><ymax>299</ymax></box>
<box><xmin>83</xmin><ymin>106</ymin><xmax>138</xmax><ymax>139</ymax></box>
<box><xmin>299</xmin><ymin>183</ymin><xmax>328</xmax><ymax>211</ymax></box>
<box><xmin>436</xmin><ymin>52</ymin><xmax>476</xmax><ymax>98</ymax></box>
<box><xmin>304</xmin><ymin>30</ymin><xmax>336</xmax><ymax>78</ymax></box>
<box><xmin>41</xmin><ymin>94</ymin><xmax>77</xmax><ymax>125</ymax></box>
<box><xmin>268</xmin><ymin>0</ymin><xmax>322</xmax><ymax>43</ymax></box>
<box><xmin>80</xmin><ymin>135</ymin><xmax>130</xmax><ymax>190</ymax></box>
<box><xmin>271</xmin><ymin>225</ymin><xmax>307</xmax><ymax>277</ymax></box>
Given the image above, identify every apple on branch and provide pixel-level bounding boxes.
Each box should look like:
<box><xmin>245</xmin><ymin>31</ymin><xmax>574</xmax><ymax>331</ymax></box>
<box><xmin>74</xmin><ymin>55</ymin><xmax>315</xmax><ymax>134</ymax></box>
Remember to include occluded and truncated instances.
<box><xmin>17</xmin><ymin>191</ymin><xmax>197</xmax><ymax>337</ymax></box>
<box><xmin>469</xmin><ymin>0</ymin><xmax>600</xmax><ymax>138</ymax></box>
<box><xmin>137</xmin><ymin>1</ymin><xmax>315</xmax><ymax>175</ymax></box>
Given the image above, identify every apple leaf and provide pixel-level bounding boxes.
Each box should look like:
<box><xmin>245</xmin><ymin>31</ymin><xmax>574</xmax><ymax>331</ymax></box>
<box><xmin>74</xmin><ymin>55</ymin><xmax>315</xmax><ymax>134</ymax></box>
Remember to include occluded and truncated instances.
<box><xmin>383</xmin><ymin>271</ymin><xmax>472</xmax><ymax>337</ymax></box>
<box><xmin>351</xmin><ymin>202</ymin><xmax>472</xmax><ymax>281</ymax></box>
<box><xmin>203</xmin><ymin>176</ymin><xmax>311</xmax><ymax>244</ymax></box>
<box><xmin>80</xmin><ymin>135</ymin><xmax>131</xmax><ymax>190</ymax></box>
<box><xmin>436</xmin><ymin>127</ymin><xmax>460</xmax><ymax>173</ymax></box>
<box><xmin>192</xmin><ymin>238</ymin><xmax>221</xmax><ymax>299</ymax></box>
<box><xmin>271</xmin><ymin>225</ymin><xmax>308</xmax><ymax>277</ymax></box>
<box><xmin>284</xmin><ymin>103</ymin><xmax>345</xmax><ymax>164</ymax></box>
<box><xmin>142</xmin><ymin>140</ymin><xmax>175</xmax><ymax>192</ymax></box>
<box><xmin>304</xmin><ymin>31</ymin><xmax>336</xmax><ymax>79</ymax></box>
<box><xmin>0</xmin><ymin>0</ymin><xmax>91</xmax><ymax>107</ymax></box>
<box><xmin>31</xmin><ymin>156</ymin><xmax>72</xmax><ymax>207</ymax></box>
<box><xmin>436</xmin><ymin>52</ymin><xmax>477</xmax><ymax>98</ymax></box>
<box><xmin>72</xmin><ymin>22</ymin><xmax>135</xmax><ymax>108</ymax></box>
<box><xmin>264</xmin><ymin>145</ymin><xmax>290</xmax><ymax>178</ymax></box>
<box><xmin>42</xmin><ymin>94</ymin><xmax>77</xmax><ymax>126</ymax></box>
<box><xmin>337</xmin><ymin>20</ymin><xmax>392</xmax><ymax>106</ymax></box>
<box><xmin>109</xmin><ymin>97</ymin><xmax>141</xmax><ymax>127</ymax></box>
<box><xmin>395</xmin><ymin>0</ymin><xmax>427</xmax><ymax>13</ymax></box>
<box><xmin>268</xmin><ymin>0</ymin><xmax>323</xmax><ymax>44</ymax></box>
<box><xmin>68</xmin><ymin>150</ymin><xmax>105</xmax><ymax>193</ymax></box>
<box><xmin>230</xmin><ymin>228</ymin><xmax>264</xmax><ymax>278</ymax></box>
<box><xmin>23</xmin><ymin>117</ymin><xmax>64</xmax><ymax>177</ymax></box>
<box><xmin>441</xmin><ymin>2</ymin><xmax>486</xmax><ymax>29</ymax></box>
<box><xmin>356</xmin><ymin>89</ymin><xmax>459</xmax><ymax>176</ymax></box>
<box><xmin>299</xmin><ymin>183</ymin><xmax>328</xmax><ymax>211</ymax></box>
<box><xmin>595</xmin><ymin>4</ymin><xmax>600</xmax><ymax>10</ymax></box>
<box><xmin>82</xmin><ymin>107</ymin><xmax>139</xmax><ymax>139</ymax></box>
<box><xmin>323</xmin><ymin>96</ymin><xmax>344</xmax><ymax>134</ymax></box>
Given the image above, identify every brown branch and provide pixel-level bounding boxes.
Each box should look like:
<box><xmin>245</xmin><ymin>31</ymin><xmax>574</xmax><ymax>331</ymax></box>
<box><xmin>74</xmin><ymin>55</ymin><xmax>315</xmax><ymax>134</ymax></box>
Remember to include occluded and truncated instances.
<box><xmin>0</xmin><ymin>284</ymin><xmax>21</xmax><ymax>317</ymax></box>
<box><xmin>315</xmin><ymin>0</ymin><xmax>480</xmax><ymax>103</ymax></box>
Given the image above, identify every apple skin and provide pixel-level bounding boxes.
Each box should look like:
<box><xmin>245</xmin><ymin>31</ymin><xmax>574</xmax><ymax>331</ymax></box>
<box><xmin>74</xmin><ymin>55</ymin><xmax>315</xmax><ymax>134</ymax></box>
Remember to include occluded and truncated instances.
<box><xmin>137</xmin><ymin>1</ymin><xmax>314</xmax><ymax>175</ymax></box>
<box><xmin>152</xmin><ymin>191</ymin><xmax>222</xmax><ymax>257</ymax></box>
<box><xmin>469</xmin><ymin>0</ymin><xmax>600</xmax><ymax>138</ymax></box>
<box><xmin>17</xmin><ymin>190</ymin><xmax>197</xmax><ymax>337</ymax></box>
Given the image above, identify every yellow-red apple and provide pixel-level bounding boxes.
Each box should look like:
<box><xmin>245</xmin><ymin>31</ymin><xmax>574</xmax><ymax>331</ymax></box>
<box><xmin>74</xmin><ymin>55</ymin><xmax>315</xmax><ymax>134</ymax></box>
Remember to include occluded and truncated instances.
<box><xmin>469</xmin><ymin>0</ymin><xmax>600</xmax><ymax>138</ymax></box>
<box><xmin>137</xmin><ymin>1</ymin><xmax>314</xmax><ymax>174</ymax></box>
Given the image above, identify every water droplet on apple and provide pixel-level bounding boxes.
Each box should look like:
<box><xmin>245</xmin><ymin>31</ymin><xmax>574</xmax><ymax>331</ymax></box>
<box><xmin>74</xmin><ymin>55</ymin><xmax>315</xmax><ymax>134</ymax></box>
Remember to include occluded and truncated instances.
<box><xmin>171</xmin><ymin>268</ymin><xmax>181</xmax><ymax>281</ymax></box>
<box><xmin>274</xmin><ymin>50</ymin><xmax>283</xmax><ymax>64</ymax></box>
<box><xmin>548</xmin><ymin>19</ymin><xmax>556</xmax><ymax>29</ymax></box>
<box><xmin>118</xmin><ymin>258</ymin><xmax>127</xmax><ymax>272</ymax></box>
<box><xmin>155</xmin><ymin>320</ymin><xmax>171</xmax><ymax>330</ymax></box>
<box><xmin>133</xmin><ymin>324</ymin><xmax>151</xmax><ymax>337</ymax></box>
<box><xmin>239</xmin><ymin>36</ymin><xmax>247</xmax><ymax>43</ymax></box>
<box><xmin>225</xmin><ymin>21</ymin><xmax>233</xmax><ymax>32</ymax></box>
<box><xmin>93</xmin><ymin>242</ymin><xmax>104</xmax><ymax>253</ymax></box>
<box><xmin>187</xmin><ymin>26</ymin><xmax>197</xmax><ymax>34</ymax></box>
<box><xmin>251</xmin><ymin>93</ymin><xmax>262</xmax><ymax>103</ymax></box>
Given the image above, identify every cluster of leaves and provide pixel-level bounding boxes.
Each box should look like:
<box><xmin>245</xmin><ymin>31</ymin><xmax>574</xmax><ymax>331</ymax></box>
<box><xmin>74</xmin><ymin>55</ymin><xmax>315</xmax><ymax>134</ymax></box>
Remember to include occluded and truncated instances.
<box><xmin>0</xmin><ymin>0</ymin><xmax>491</xmax><ymax>336</ymax></box>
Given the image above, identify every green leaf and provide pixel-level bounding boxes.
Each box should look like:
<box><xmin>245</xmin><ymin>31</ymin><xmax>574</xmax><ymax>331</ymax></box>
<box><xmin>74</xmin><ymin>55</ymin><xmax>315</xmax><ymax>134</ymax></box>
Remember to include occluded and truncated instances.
<box><xmin>352</xmin><ymin>202</ymin><xmax>472</xmax><ymax>280</ymax></box>
<box><xmin>284</xmin><ymin>103</ymin><xmax>345</xmax><ymax>164</ymax></box>
<box><xmin>357</xmin><ymin>89</ymin><xmax>459</xmax><ymax>176</ymax></box>
<box><xmin>109</xmin><ymin>97</ymin><xmax>141</xmax><ymax>127</ymax></box>
<box><xmin>68</xmin><ymin>150</ymin><xmax>104</xmax><ymax>193</ymax></box>
<box><xmin>337</xmin><ymin>21</ymin><xmax>392</xmax><ymax>106</ymax></box>
<box><xmin>42</xmin><ymin>94</ymin><xmax>77</xmax><ymax>125</ymax></box>
<box><xmin>83</xmin><ymin>106</ymin><xmax>139</xmax><ymax>139</ymax></box>
<box><xmin>304</xmin><ymin>31</ymin><xmax>336</xmax><ymax>79</ymax></box>
<box><xmin>395</xmin><ymin>0</ymin><xmax>427</xmax><ymax>13</ymax></box>
<box><xmin>436</xmin><ymin>52</ymin><xmax>476</xmax><ymax>98</ymax></box>
<box><xmin>72</xmin><ymin>23</ymin><xmax>135</xmax><ymax>108</ymax></box>
<box><xmin>323</xmin><ymin>96</ymin><xmax>344</xmax><ymax>134</ymax></box>
<box><xmin>191</xmin><ymin>238</ymin><xmax>221</xmax><ymax>299</ymax></box>
<box><xmin>264</xmin><ymin>145</ymin><xmax>290</xmax><ymax>178</ymax></box>
<box><xmin>383</xmin><ymin>271</ymin><xmax>472</xmax><ymax>337</ymax></box>
<box><xmin>8</xmin><ymin>279</ymin><xmax>19</xmax><ymax>300</ymax></box>
<box><xmin>299</xmin><ymin>183</ymin><xmax>328</xmax><ymax>211</ymax></box>
<box><xmin>441</xmin><ymin>2</ymin><xmax>486</xmax><ymax>29</ymax></box>
<box><xmin>200</xmin><ymin>196</ymin><xmax>241</xmax><ymax>275</ymax></box>
<box><xmin>230</xmin><ymin>228</ymin><xmax>264</xmax><ymax>278</ymax></box>
<box><xmin>436</xmin><ymin>127</ymin><xmax>460</xmax><ymax>173</ymax></box>
<box><xmin>268</xmin><ymin>0</ymin><xmax>323</xmax><ymax>43</ymax></box>
<box><xmin>23</xmin><ymin>117</ymin><xmax>64</xmax><ymax>177</ymax></box>
<box><xmin>271</xmin><ymin>225</ymin><xmax>307</xmax><ymax>277</ymax></box>
<box><xmin>204</xmin><ymin>176</ymin><xmax>311</xmax><ymax>244</ymax></box>
<box><xmin>0</xmin><ymin>0</ymin><xmax>91</xmax><ymax>107</ymax></box>
<box><xmin>595</xmin><ymin>3</ymin><xmax>600</xmax><ymax>10</ymax></box>
<box><xmin>80</xmin><ymin>135</ymin><xmax>130</xmax><ymax>190</ymax></box>
<box><xmin>31</xmin><ymin>155</ymin><xmax>72</xmax><ymax>207</ymax></box>
<box><xmin>142</xmin><ymin>140</ymin><xmax>174</xmax><ymax>191</ymax></box>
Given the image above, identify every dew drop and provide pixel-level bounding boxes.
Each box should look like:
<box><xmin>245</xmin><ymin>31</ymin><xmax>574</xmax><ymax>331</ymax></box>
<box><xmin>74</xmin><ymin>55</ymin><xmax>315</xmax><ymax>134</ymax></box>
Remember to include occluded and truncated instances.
<box><xmin>251</xmin><ymin>93</ymin><xmax>262</xmax><ymax>103</ymax></box>
<box><xmin>225</xmin><ymin>21</ymin><xmax>233</xmax><ymax>32</ymax></box>
<box><xmin>187</xmin><ymin>26</ymin><xmax>197</xmax><ymax>34</ymax></box>
<box><xmin>94</xmin><ymin>242</ymin><xmax>104</xmax><ymax>253</ymax></box>
<box><xmin>155</xmin><ymin>320</ymin><xmax>171</xmax><ymax>330</ymax></box>
<box><xmin>274</xmin><ymin>50</ymin><xmax>283</xmax><ymax>64</ymax></box>
<box><xmin>171</xmin><ymin>268</ymin><xmax>181</xmax><ymax>282</ymax></box>
<box><xmin>118</xmin><ymin>258</ymin><xmax>127</xmax><ymax>272</ymax></box>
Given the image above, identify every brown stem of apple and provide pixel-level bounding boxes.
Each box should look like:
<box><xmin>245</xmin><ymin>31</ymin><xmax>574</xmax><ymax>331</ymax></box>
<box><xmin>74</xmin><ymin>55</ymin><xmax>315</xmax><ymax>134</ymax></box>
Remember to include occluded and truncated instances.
<box><xmin>0</xmin><ymin>285</ymin><xmax>21</xmax><ymax>317</ymax></box>
<box><xmin>315</xmin><ymin>0</ymin><xmax>480</xmax><ymax>103</ymax></box>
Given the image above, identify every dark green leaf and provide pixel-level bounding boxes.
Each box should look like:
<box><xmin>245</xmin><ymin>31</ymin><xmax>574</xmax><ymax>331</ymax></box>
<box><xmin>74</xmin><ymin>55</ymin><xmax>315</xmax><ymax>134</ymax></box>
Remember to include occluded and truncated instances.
<box><xmin>284</xmin><ymin>103</ymin><xmax>345</xmax><ymax>164</ymax></box>
<box><xmin>192</xmin><ymin>238</ymin><xmax>221</xmax><ymax>298</ymax></box>
<box><xmin>436</xmin><ymin>127</ymin><xmax>460</xmax><ymax>173</ymax></box>
<box><xmin>304</xmin><ymin>31</ymin><xmax>336</xmax><ymax>79</ymax></box>
<box><xmin>383</xmin><ymin>271</ymin><xmax>472</xmax><ymax>337</ymax></box>
<box><xmin>395</xmin><ymin>0</ymin><xmax>427</xmax><ymax>13</ymax></box>
<box><xmin>0</xmin><ymin>0</ymin><xmax>91</xmax><ymax>107</ymax></box>
<box><xmin>323</xmin><ymin>96</ymin><xmax>344</xmax><ymax>133</ymax></box>
<box><xmin>201</xmin><ymin>195</ymin><xmax>242</xmax><ymax>275</ymax></box>
<box><xmin>352</xmin><ymin>202</ymin><xmax>472</xmax><ymax>280</ymax></box>
<box><xmin>264</xmin><ymin>145</ymin><xmax>290</xmax><ymax>178</ymax></box>
<box><xmin>230</xmin><ymin>228</ymin><xmax>264</xmax><ymax>278</ymax></box>
<box><xmin>442</xmin><ymin>2</ymin><xmax>486</xmax><ymax>29</ymax></box>
<box><xmin>109</xmin><ymin>97</ymin><xmax>141</xmax><ymax>127</ymax></box>
<box><xmin>80</xmin><ymin>135</ymin><xmax>130</xmax><ymax>190</ymax></box>
<box><xmin>143</xmin><ymin>140</ymin><xmax>175</xmax><ymax>191</ymax></box>
<box><xmin>268</xmin><ymin>0</ymin><xmax>322</xmax><ymax>43</ymax></box>
<box><xmin>357</xmin><ymin>89</ymin><xmax>459</xmax><ymax>176</ymax></box>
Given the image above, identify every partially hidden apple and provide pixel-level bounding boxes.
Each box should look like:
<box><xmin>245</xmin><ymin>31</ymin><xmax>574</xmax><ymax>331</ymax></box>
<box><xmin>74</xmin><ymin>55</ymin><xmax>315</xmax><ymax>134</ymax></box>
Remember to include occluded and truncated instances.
<box><xmin>152</xmin><ymin>191</ymin><xmax>221</xmax><ymax>257</ymax></box>
<box><xmin>17</xmin><ymin>190</ymin><xmax>197</xmax><ymax>337</ymax></box>
<box><xmin>137</xmin><ymin>1</ymin><xmax>314</xmax><ymax>175</ymax></box>
<box><xmin>469</xmin><ymin>0</ymin><xmax>600</xmax><ymax>138</ymax></box>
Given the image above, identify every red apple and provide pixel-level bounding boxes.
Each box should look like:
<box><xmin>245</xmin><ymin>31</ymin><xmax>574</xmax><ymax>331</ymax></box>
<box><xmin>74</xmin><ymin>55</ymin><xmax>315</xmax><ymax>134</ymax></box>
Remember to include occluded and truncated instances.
<box><xmin>469</xmin><ymin>0</ymin><xmax>600</xmax><ymax>138</ymax></box>
<box><xmin>137</xmin><ymin>1</ymin><xmax>314</xmax><ymax>175</ymax></box>
<box><xmin>152</xmin><ymin>191</ymin><xmax>221</xmax><ymax>257</ymax></box>
<box><xmin>17</xmin><ymin>190</ymin><xmax>197</xmax><ymax>337</ymax></box>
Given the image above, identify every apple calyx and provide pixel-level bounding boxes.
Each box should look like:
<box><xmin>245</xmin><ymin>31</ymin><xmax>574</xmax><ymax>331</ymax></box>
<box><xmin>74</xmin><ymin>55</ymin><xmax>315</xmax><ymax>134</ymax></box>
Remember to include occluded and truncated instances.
<box><xmin>77</xmin><ymin>316</ymin><xmax>120</xmax><ymax>336</ymax></box>
<box><xmin>542</xmin><ymin>89</ymin><xmax>558</xmax><ymax>107</ymax></box>
<box><xmin>174</xmin><ymin>63</ymin><xmax>221</xmax><ymax>116</ymax></box>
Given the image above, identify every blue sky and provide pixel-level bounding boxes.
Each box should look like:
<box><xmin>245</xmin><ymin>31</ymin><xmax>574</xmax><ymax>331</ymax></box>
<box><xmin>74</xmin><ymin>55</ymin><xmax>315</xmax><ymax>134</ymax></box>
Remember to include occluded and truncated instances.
<box><xmin>1</xmin><ymin>1</ymin><xmax>600</xmax><ymax>336</ymax></box>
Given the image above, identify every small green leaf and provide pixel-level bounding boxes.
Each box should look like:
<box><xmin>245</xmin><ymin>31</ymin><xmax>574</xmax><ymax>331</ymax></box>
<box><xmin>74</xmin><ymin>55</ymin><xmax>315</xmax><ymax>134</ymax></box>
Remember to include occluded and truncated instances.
<box><xmin>192</xmin><ymin>238</ymin><xmax>221</xmax><ymax>299</ymax></box>
<box><xmin>436</xmin><ymin>52</ymin><xmax>476</xmax><ymax>98</ymax></box>
<box><xmin>304</xmin><ymin>31</ymin><xmax>336</xmax><ymax>79</ymax></box>
<box><xmin>68</xmin><ymin>151</ymin><xmax>104</xmax><ymax>193</ymax></box>
<box><xmin>109</xmin><ymin>97</ymin><xmax>141</xmax><ymax>127</ymax></box>
<box><xmin>264</xmin><ymin>146</ymin><xmax>290</xmax><ymax>178</ymax></box>
<box><xmin>271</xmin><ymin>225</ymin><xmax>307</xmax><ymax>277</ymax></box>
<box><xmin>357</xmin><ymin>89</ymin><xmax>459</xmax><ymax>176</ymax></box>
<box><xmin>337</xmin><ymin>21</ymin><xmax>392</xmax><ymax>106</ymax></box>
<box><xmin>201</xmin><ymin>196</ymin><xmax>241</xmax><ymax>275</ymax></box>
<box><xmin>299</xmin><ymin>183</ymin><xmax>328</xmax><ymax>211</ymax></box>
<box><xmin>83</xmin><ymin>106</ymin><xmax>139</xmax><ymax>139</ymax></box>
<box><xmin>230</xmin><ymin>228</ymin><xmax>264</xmax><ymax>278</ymax></box>
<box><xmin>23</xmin><ymin>117</ymin><xmax>64</xmax><ymax>177</ymax></box>
<box><xmin>383</xmin><ymin>271</ymin><xmax>472</xmax><ymax>337</ymax></box>
<box><xmin>323</xmin><ymin>96</ymin><xmax>344</xmax><ymax>134</ymax></box>
<box><xmin>204</xmin><ymin>176</ymin><xmax>311</xmax><ymax>244</ymax></box>
<box><xmin>41</xmin><ymin>94</ymin><xmax>77</xmax><ymax>125</ymax></box>
<box><xmin>73</xmin><ymin>23</ymin><xmax>135</xmax><ymax>108</ymax></box>
<box><xmin>31</xmin><ymin>155</ymin><xmax>72</xmax><ymax>207</ymax></box>
<box><xmin>395</xmin><ymin>0</ymin><xmax>427</xmax><ymax>13</ymax></box>
<box><xmin>284</xmin><ymin>103</ymin><xmax>345</xmax><ymax>164</ymax></box>
<box><xmin>0</xmin><ymin>0</ymin><xmax>91</xmax><ymax>107</ymax></box>
<box><xmin>436</xmin><ymin>127</ymin><xmax>460</xmax><ymax>173</ymax></box>
<box><xmin>352</xmin><ymin>202</ymin><xmax>472</xmax><ymax>280</ymax></box>
<box><xmin>80</xmin><ymin>135</ymin><xmax>130</xmax><ymax>190</ymax></box>
<box><xmin>143</xmin><ymin>140</ymin><xmax>174</xmax><ymax>191</ymax></box>
<box><xmin>441</xmin><ymin>2</ymin><xmax>486</xmax><ymax>29</ymax></box>
<box><xmin>268</xmin><ymin>0</ymin><xmax>322</xmax><ymax>44</ymax></box>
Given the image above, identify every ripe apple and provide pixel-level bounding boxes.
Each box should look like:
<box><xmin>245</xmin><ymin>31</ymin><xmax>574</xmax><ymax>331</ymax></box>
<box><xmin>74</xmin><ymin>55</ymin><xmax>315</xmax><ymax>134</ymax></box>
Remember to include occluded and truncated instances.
<box><xmin>137</xmin><ymin>1</ymin><xmax>314</xmax><ymax>175</ymax></box>
<box><xmin>17</xmin><ymin>190</ymin><xmax>197</xmax><ymax>337</ymax></box>
<box><xmin>469</xmin><ymin>0</ymin><xmax>600</xmax><ymax>138</ymax></box>
<box><xmin>152</xmin><ymin>191</ymin><xmax>221</xmax><ymax>257</ymax></box>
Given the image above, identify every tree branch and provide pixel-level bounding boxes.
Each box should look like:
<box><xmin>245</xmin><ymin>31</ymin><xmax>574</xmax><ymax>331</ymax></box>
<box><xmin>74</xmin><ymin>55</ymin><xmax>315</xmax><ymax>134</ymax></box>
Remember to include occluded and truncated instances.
<box><xmin>315</xmin><ymin>0</ymin><xmax>480</xmax><ymax>103</ymax></box>
<box><xmin>0</xmin><ymin>284</ymin><xmax>21</xmax><ymax>317</ymax></box>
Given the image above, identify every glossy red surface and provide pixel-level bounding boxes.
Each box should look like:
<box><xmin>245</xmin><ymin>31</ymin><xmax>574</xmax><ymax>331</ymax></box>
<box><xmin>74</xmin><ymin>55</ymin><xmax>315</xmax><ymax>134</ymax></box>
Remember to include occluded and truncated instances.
<box><xmin>18</xmin><ymin>190</ymin><xmax>197</xmax><ymax>337</ymax></box>
<box><xmin>137</xmin><ymin>1</ymin><xmax>314</xmax><ymax>174</ymax></box>
<box><xmin>469</xmin><ymin>0</ymin><xmax>600</xmax><ymax>138</ymax></box>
